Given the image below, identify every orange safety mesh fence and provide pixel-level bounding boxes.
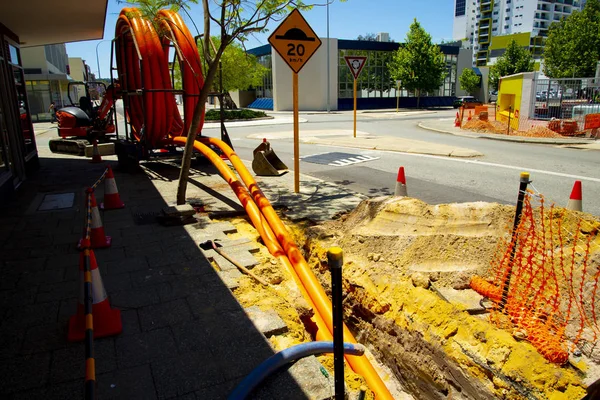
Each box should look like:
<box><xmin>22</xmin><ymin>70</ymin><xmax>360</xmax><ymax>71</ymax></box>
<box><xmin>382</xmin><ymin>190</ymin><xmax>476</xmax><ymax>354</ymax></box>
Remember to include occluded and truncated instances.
<box><xmin>459</xmin><ymin>105</ymin><xmax>600</xmax><ymax>139</ymax></box>
<box><xmin>471</xmin><ymin>191</ymin><xmax>600</xmax><ymax>364</ymax></box>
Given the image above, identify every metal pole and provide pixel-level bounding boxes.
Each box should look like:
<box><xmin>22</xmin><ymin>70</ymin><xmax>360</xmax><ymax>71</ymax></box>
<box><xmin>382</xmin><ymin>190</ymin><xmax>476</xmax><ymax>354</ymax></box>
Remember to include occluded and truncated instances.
<box><xmin>293</xmin><ymin>72</ymin><xmax>300</xmax><ymax>193</ymax></box>
<box><xmin>326</xmin><ymin>2</ymin><xmax>330</xmax><ymax>113</ymax></box>
<box><xmin>353</xmin><ymin>78</ymin><xmax>357</xmax><ymax>138</ymax></box>
<box><xmin>96</xmin><ymin>41</ymin><xmax>104</xmax><ymax>79</ymax></box>
<box><xmin>328</xmin><ymin>247</ymin><xmax>345</xmax><ymax>399</ymax></box>
<box><xmin>499</xmin><ymin>172</ymin><xmax>530</xmax><ymax>311</ymax></box>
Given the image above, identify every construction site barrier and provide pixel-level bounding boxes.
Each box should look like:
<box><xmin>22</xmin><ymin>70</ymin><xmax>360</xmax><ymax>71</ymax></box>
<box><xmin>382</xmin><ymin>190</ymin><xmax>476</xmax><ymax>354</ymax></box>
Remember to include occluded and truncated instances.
<box><xmin>459</xmin><ymin>104</ymin><xmax>600</xmax><ymax>139</ymax></box>
<box><xmin>470</xmin><ymin>173</ymin><xmax>600</xmax><ymax>364</ymax></box>
<box><xmin>70</xmin><ymin>167</ymin><xmax>124</xmax><ymax>398</ymax></box>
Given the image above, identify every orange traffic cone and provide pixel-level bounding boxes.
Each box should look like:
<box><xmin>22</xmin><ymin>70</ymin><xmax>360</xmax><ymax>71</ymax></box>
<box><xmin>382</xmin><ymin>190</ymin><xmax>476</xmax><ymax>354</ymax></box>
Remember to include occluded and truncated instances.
<box><xmin>80</xmin><ymin>189</ymin><xmax>111</xmax><ymax>249</ymax></box>
<box><xmin>566</xmin><ymin>181</ymin><xmax>582</xmax><ymax>212</ymax></box>
<box><xmin>394</xmin><ymin>166</ymin><xmax>408</xmax><ymax>196</ymax></box>
<box><xmin>101</xmin><ymin>165</ymin><xmax>125</xmax><ymax>210</ymax></box>
<box><xmin>68</xmin><ymin>239</ymin><xmax>122</xmax><ymax>341</ymax></box>
<box><xmin>90</xmin><ymin>139</ymin><xmax>102</xmax><ymax>163</ymax></box>
<box><xmin>467</xmin><ymin>110</ymin><xmax>472</xmax><ymax>121</ymax></box>
<box><xmin>454</xmin><ymin>112</ymin><xmax>461</xmax><ymax>127</ymax></box>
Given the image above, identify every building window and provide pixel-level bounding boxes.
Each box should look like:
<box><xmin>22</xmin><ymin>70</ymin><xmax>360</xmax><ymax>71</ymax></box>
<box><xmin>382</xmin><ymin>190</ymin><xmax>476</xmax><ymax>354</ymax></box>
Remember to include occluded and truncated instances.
<box><xmin>8</xmin><ymin>44</ymin><xmax>20</xmax><ymax>66</ymax></box>
<box><xmin>455</xmin><ymin>0</ymin><xmax>467</xmax><ymax>16</ymax></box>
<box><xmin>253</xmin><ymin>55</ymin><xmax>272</xmax><ymax>99</ymax></box>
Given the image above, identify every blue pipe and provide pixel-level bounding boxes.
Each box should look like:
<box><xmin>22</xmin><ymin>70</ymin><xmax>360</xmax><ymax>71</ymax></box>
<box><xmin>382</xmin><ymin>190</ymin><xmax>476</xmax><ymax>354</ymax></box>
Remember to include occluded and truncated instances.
<box><xmin>228</xmin><ymin>341</ymin><xmax>366</xmax><ymax>400</ymax></box>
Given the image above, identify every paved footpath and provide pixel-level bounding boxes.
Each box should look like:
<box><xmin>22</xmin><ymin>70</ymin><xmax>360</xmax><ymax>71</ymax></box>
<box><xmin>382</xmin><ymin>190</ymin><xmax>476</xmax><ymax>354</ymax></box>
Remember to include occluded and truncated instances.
<box><xmin>0</xmin><ymin>144</ymin><xmax>351</xmax><ymax>399</ymax></box>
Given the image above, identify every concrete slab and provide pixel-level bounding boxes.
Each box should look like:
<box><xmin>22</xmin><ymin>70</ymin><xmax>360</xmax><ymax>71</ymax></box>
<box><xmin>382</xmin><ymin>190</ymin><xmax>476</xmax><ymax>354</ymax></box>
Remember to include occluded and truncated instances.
<box><xmin>84</xmin><ymin>142</ymin><xmax>115</xmax><ymax>157</ymax></box>
<box><xmin>244</xmin><ymin>306</ymin><xmax>289</xmax><ymax>337</ymax></box>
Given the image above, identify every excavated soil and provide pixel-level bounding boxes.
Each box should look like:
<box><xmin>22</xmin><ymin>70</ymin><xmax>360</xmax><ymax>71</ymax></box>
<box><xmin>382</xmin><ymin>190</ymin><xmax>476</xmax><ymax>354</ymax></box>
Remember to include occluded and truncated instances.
<box><xmin>221</xmin><ymin>197</ymin><xmax>600</xmax><ymax>399</ymax></box>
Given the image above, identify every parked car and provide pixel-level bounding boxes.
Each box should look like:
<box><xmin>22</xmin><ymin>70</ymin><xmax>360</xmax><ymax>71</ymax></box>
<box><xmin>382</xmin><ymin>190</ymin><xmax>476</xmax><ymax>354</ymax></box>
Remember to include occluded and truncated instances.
<box><xmin>453</xmin><ymin>96</ymin><xmax>483</xmax><ymax>109</ymax></box>
<box><xmin>489</xmin><ymin>91</ymin><xmax>498</xmax><ymax>103</ymax></box>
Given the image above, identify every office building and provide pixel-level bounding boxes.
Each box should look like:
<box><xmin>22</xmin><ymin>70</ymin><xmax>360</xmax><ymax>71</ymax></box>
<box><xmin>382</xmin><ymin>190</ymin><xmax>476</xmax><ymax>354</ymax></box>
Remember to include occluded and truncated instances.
<box><xmin>453</xmin><ymin>0</ymin><xmax>584</xmax><ymax>66</ymax></box>
<box><xmin>245</xmin><ymin>38</ymin><xmax>471</xmax><ymax>111</ymax></box>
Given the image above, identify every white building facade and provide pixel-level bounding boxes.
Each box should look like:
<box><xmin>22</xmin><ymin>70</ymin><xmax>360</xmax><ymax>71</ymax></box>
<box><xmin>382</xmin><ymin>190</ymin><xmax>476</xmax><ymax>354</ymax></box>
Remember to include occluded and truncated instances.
<box><xmin>453</xmin><ymin>0</ymin><xmax>584</xmax><ymax>66</ymax></box>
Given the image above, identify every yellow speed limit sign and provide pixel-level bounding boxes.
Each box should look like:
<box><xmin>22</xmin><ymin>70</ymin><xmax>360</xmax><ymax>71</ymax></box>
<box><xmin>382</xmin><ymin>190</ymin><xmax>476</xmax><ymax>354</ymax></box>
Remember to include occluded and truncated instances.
<box><xmin>268</xmin><ymin>9</ymin><xmax>322</xmax><ymax>73</ymax></box>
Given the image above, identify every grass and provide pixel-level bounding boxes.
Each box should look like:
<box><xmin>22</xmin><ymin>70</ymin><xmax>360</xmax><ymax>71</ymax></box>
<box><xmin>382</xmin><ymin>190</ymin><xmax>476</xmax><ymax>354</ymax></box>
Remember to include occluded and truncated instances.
<box><xmin>205</xmin><ymin>109</ymin><xmax>267</xmax><ymax>121</ymax></box>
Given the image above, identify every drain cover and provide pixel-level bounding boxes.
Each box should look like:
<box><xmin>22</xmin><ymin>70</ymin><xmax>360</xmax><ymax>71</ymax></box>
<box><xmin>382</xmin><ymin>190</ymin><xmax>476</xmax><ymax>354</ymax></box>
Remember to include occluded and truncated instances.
<box><xmin>300</xmin><ymin>152</ymin><xmax>379</xmax><ymax>167</ymax></box>
<box><xmin>38</xmin><ymin>193</ymin><xmax>75</xmax><ymax>211</ymax></box>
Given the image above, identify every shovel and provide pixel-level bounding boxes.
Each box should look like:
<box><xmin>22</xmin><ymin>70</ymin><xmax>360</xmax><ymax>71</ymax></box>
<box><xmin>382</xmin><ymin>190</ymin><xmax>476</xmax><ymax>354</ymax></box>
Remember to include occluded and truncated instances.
<box><xmin>199</xmin><ymin>240</ymin><xmax>269</xmax><ymax>286</ymax></box>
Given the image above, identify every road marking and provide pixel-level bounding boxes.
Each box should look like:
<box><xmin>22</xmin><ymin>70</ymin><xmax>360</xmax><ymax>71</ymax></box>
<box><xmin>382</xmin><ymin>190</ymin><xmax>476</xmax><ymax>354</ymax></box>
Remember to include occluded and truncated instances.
<box><xmin>377</xmin><ymin>151</ymin><xmax>600</xmax><ymax>183</ymax></box>
<box><xmin>301</xmin><ymin>152</ymin><xmax>379</xmax><ymax>167</ymax></box>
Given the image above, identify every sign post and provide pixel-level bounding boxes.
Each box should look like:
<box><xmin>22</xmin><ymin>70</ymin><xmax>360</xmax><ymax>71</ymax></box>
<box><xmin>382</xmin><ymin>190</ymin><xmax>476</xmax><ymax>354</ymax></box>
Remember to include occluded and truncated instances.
<box><xmin>396</xmin><ymin>80</ymin><xmax>401</xmax><ymax>113</ymax></box>
<box><xmin>344</xmin><ymin>56</ymin><xmax>367</xmax><ymax>138</ymax></box>
<box><xmin>269</xmin><ymin>9</ymin><xmax>322</xmax><ymax>193</ymax></box>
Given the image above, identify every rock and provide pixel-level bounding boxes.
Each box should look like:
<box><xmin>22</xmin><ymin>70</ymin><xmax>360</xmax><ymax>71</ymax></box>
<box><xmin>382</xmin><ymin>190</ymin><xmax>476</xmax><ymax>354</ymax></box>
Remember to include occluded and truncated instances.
<box><xmin>372</xmin><ymin>253</ymin><xmax>382</xmax><ymax>262</ymax></box>
<box><xmin>411</xmin><ymin>272</ymin><xmax>430</xmax><ymax>289</ymax></box>
<box><xmin>367</xmin><ymin>253</ymin><xmax>374</xmax><ymax>261</ymax></box>
<box><xmin>452</xmin><ymin>272</ymin><xmax>472</xmax><ymax>290</ymax></box>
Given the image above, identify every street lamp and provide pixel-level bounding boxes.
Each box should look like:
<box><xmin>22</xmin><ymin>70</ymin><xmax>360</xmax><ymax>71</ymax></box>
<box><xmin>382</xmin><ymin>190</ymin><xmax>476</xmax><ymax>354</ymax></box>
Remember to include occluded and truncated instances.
<box><xmin>95</xmin><ymin>40</ymin><xmax>111</xmax><ymax>79</ymax></box>
<box><xmin>326</xmin><ymin>1</ymin><xmax>330</xmax><ymax>113</ymax></box>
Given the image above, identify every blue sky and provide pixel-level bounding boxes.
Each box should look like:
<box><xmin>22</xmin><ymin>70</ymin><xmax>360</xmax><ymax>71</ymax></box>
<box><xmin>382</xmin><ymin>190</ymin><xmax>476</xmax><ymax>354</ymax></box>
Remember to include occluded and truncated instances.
<box><xmin>66</xmin><ymin>0</ymin><xmax>454</xmax><ymax>78</ymax></box>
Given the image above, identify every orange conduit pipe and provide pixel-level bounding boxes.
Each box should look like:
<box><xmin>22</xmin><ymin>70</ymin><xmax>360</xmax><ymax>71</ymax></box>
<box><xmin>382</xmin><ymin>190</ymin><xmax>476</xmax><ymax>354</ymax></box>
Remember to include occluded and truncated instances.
<box><xmin>170</xmin><ymin>137</ymin><xmax>332</xmax><ymax>344</ymax></box>
<box><xmin>115</xmin><ymin>8</ymin><xmax>205</xmax><ymax>148</ymax></box>
<box><xmin>200</xmin><ymin>137</ymin><xmax>394</xmax><ymax>400</ymax></box>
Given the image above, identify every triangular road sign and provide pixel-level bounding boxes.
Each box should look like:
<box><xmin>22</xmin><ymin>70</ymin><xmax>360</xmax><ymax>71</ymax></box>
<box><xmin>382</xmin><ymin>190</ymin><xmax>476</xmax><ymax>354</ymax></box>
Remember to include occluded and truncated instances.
<box><xmin>344</xmin><ymin>56</ymin><xmax>367</xmax><ymax>79</ymax></box>
<box><xmin>268</xmin><ymin>9</ymin><xmax>322</xmax><ymax>74</ymax></box>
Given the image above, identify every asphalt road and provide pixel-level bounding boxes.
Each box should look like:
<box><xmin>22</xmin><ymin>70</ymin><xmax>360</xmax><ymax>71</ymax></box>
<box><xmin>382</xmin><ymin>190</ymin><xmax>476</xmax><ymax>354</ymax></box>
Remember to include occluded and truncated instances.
<box><xmin>207</xmin><ymin>109</ymin><xmax>600</xmax><ymax>216</ymax></box>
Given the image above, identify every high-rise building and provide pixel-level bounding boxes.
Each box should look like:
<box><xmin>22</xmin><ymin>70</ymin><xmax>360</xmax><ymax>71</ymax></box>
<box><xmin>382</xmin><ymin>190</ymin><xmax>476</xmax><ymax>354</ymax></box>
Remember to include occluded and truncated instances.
<box><xmin>453</xmin><ymin>0</ymin><xmax>584</xmax><ymax>66</ymax></box>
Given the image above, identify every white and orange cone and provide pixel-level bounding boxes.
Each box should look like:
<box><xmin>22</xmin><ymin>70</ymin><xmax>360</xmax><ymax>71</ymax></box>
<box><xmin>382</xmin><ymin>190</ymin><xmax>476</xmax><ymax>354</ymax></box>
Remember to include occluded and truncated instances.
<box><xmin>394</xmin><ymin>166</ymin><xmax>408</xmax><ymax>196</ymax></box>
<box><xmin>101</xmin><ymin>165</ymin><xmax>125</xmax><ymax>210</ymax></box>
<box><xmin>85</xmin><ymin>188</ymin><xmax>111</xmax><ymax>248</ymax></box>
<box><xmin>90</xmin><ymin>139</ymin><xmax>102</xmax><ymax>163</ymax></box>
<box><xmin>68</xmin><ymin>239</ymin><xmax>122</xmax><ymax>341</ymax></box>
<box><xmin>566</xmin><ymin>180</ymin><xmax>582</xmax><ymax>212</ymax></box>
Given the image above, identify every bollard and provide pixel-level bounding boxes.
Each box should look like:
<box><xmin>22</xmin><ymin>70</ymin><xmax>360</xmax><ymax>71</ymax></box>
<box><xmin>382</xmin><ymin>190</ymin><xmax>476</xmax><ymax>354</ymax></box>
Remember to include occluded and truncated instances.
<box><xmin>358</xmin><ymin>385</ymin><xmax>368</xmax><ymax>400</ymax></box>
<box><xmin>500</xmin><ymin>172</ymin><xmax>530</xmax><ymax>311</ymax></box>
<box><xmin>328</xmin><ymin>247</ymin><xmax>345</xmax><ymax>399</ymax></box>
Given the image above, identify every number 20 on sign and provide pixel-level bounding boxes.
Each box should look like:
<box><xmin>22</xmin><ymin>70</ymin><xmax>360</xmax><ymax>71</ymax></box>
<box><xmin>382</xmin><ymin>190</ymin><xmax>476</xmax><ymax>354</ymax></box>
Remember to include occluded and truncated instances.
<box><xmin>269</xmin><ymin>9</ymin><xmax>322</xmax><ymax>193</ymax></box>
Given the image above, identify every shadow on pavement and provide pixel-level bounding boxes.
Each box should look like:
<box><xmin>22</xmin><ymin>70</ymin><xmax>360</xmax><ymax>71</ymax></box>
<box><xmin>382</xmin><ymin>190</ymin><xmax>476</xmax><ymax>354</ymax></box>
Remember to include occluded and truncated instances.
<box><xmin>0</xmin><ymin>154</ymin><xmax>307</xmax><ymax>399</ymax></box>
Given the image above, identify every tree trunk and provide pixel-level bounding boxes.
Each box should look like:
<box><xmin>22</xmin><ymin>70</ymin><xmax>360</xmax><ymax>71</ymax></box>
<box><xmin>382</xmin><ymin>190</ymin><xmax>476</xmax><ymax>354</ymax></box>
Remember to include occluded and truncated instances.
<box><xmin>416</xmin><ymin>89</ymin><xmax>421</xmax><ymax>109</ymax></box>
<box><xmin>176</xmin><ymin>52</ymin><xmax>224</xmax><ymax>205</ymax></box>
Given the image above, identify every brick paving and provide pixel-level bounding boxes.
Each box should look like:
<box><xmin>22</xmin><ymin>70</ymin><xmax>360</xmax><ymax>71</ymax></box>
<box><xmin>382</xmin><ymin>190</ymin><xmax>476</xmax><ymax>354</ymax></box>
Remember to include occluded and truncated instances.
<box><xmin>0</xmin><ymin>153</ymin><xmax>296</xmax><ymax>399</ymax></box>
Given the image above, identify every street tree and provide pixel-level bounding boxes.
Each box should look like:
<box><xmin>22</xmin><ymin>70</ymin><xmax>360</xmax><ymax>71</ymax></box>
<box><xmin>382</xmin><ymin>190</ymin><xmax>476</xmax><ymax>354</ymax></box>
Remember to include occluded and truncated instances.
<box><xmin>173</xmin><ymin>37</ymin><xmax>268</xmax><ymax>108</ymax></box>
<box><xmin>388</xmin><ymin>19</ymin><xmax>446</xmax><ymax>108</ymax></box>
<box><xmin>131</xmin><ymin>0</ymin><xmax>347</xmax><ymax>204</ymax></box>
<box><xmin>357</xmin><ymin>33</ymin><xmax>377</xmax><ymax>41</ymax></box>
<box><xmin>543</xmin><ymin>0</ymin><xmax>600</xmax><ymax>78</ymax></box>
<box><xmin>459</xmin><ymin>68</ymin><xmax>480</xmax><ymax>95</ymax></box>
<box><xmin>488</xmin><ymin>39</ymin><xmax>534</xmax><ymax>90</ymax></box>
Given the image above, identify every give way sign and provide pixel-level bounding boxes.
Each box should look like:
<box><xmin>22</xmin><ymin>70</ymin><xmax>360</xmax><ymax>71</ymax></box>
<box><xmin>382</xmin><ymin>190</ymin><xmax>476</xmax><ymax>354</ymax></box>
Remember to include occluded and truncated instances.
<box><xmin>344</xmin><ymin>56</ymin><xmax>367</xmax><ymax>79</ymax></box>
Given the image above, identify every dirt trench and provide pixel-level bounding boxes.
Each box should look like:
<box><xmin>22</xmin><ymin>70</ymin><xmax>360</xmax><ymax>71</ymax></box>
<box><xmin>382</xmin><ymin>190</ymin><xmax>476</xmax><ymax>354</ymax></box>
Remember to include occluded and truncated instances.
<box><xmin>225</xmin><ymin>196</ymin><xmax>598</xmax><ymax>399</ymax></box>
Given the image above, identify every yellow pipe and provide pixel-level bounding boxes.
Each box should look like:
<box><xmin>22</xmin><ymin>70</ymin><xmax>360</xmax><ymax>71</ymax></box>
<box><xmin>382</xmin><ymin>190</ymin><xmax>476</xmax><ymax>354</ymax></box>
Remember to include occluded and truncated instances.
<box><xmin>171</xmin><ymin>137</ymin><xmax>332</xmax><ymax>342</ymax></box>
<box><xmin>200</xmin><ymin>137</ymin><xmax>394</xmax><ymax>400</ymax></box>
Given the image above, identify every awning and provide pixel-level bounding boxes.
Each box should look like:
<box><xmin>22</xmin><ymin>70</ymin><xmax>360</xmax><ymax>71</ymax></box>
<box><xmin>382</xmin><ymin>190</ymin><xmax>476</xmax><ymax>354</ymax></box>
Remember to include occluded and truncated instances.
<box><xmin>472</xmin><ymin>67</ymin><xmax>483</xmax><ymax>76</ymax></box>
<box><xmin>0</xmin><ymin>0</ymin><xmax>108</xmax><ymax>47</ymax></box>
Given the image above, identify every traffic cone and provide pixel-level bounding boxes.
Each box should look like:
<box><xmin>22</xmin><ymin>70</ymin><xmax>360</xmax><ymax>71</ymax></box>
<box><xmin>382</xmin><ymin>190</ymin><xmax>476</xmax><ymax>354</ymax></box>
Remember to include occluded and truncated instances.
<box><xmin>90</xmin><ymin>139</ymin><xmax>102</xmax><ymax>163</ymax></box>
<box><xmin>68</xmin><ymin>240</ymin><xmax>122</xmax><ymax>341</ymax></box>
<box><xmin>101</xmin><ymin>165</ymin><xmax>125</xmax><ymax>210</ymax></box>
<box><xmin>467</xmin><ymin>110</ymin><xmax>472</xmax><ymax>121</ymax></box>
<box><xmin>394</xmin><ymin>166</ymin><xmax>408</xmax><ymax>196</ymax></box>
<box><xmin>454</xmin><ymin>112</ymin><xmax>461</xmax><ymax>127</ymax></box>
<box><xmin>79</xmin><ymin>189</ymin><xmax>111</xmax><ymax>249</ymax></box>
<box><xmin>566</xmin><ymin>181</ymin><xmax>582</xmax><ymax>212</ymax></box>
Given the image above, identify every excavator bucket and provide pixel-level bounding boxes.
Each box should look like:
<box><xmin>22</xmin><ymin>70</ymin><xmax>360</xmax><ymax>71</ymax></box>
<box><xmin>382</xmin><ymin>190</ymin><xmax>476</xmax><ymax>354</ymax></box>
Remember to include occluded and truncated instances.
<box><xmin>252</xmin><ymin>139</ymin><xmax>288</xmax><ymax>176</ymax></box>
